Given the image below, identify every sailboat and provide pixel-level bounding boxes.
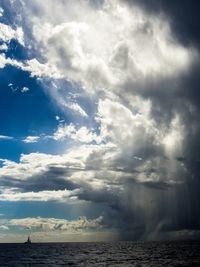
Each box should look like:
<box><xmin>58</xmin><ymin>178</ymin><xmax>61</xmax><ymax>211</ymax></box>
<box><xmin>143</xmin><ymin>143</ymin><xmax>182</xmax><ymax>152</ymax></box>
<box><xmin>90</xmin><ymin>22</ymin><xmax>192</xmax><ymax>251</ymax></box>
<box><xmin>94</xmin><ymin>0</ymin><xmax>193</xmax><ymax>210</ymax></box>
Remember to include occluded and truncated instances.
<box><xmin>24</xmin><ymin>235</ymin><xmax>32</xmax><ymax>244</ymax></box>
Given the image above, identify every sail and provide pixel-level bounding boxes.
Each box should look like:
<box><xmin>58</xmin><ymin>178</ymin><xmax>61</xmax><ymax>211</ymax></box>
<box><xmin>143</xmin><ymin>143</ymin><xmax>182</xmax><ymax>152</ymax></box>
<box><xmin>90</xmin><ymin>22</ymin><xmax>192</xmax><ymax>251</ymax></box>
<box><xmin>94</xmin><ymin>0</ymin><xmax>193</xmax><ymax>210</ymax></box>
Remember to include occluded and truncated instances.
<box><xmin>27</xmin><ymin>235</ymin><xmax>31</xmax><ymax>243</ymax></box>
<box><xmin>24</xmin><ymin>235</ymin><xmax>32</xmax><ymax>244</ymax></box>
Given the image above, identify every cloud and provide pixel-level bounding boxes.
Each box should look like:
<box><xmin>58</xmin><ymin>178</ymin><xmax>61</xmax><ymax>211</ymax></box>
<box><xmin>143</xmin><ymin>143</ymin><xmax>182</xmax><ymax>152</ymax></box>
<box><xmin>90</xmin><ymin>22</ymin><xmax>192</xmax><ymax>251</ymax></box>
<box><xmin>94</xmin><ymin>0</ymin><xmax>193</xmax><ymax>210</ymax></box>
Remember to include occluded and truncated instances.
<box><xmin>1</xmin><ymin>0</ymin><xmax>195</xmax><ymax>121</ymax></box>
<box><xmin>20</xmin><ymin>58</ymin><xmax>62</xmax><ymax>79</ymax></box>
<box><xmin>96</xmin><ymin>98</ymin><xmax>159</xmax><ymax>151</ymax></box>
<box><xmin>64</xmin><ymin>102</ymin><xmax>88</xmax><ymax>117</ymax></box>
<box><xmin>0</xmin><ymin>140</ymin><xmax>186</xmax><ymax>202</ymax></box>
<box><xmin>0</xmin><ymin>188</ymin><xmax>81</xmax><ymax>202</ymax></box>
<box><xmin>23</xmin><ymin>0</ymin><xmax>197</xmax><ymax>92</ymax></box>
<box><xmin>0</xmin><ymin>43</ymin><xmax>7</xmax><ymax>51</ymax></box>
<box><xmin>0</xmin><ymin>143</ymin><xmax>196</xmax><ymax>240</ymax></box>
<box><xmin>131</xmin><ymin>0</ymin><xmax>200</xmax><ymax>48</ymax></box>
<box><xmin>0</xmin><ymin>135</ymin><xmax>13</xmax><ymax>140</ymax></box>
<box><xmin>21</xmin><ymin>86</ymin><xmax>29</xmax><ymax>93</ymax></box>
<box><xmin>10</xmin><ymin>216</ymin><xmax>103</xmax><ymax>232</ymax></box>
<box><xmin>0</xmin><ymin>7</ymin><xmax>3</xmax><ymax>17</ymax></box>
<box><xmin>53</xmin><ymin>123</ymin><xmax>101</xmax><ymax>144</ymax></box>
<box><xmin>0</xmin><ymin>23</ymin><xmax>24</xmax><ymax>46</ymax></box>
<box><xmin>0</xmin><ymin>54</ymin><xmax>62</xmax><ymax>78</ymax></box>
<box><xmin>0</xmin><ymin>225</ymin><xmax>9</xmax><ymax>231</ymax></box>
<box><xmin>0</xmin><ymin>53</ymin><xmax>24</xmax><ymax>69</ymax></box>
<box><xmin>22</xmin><ymin>136</ymin><xmax>40</xmax><ymax>143</ymax></box>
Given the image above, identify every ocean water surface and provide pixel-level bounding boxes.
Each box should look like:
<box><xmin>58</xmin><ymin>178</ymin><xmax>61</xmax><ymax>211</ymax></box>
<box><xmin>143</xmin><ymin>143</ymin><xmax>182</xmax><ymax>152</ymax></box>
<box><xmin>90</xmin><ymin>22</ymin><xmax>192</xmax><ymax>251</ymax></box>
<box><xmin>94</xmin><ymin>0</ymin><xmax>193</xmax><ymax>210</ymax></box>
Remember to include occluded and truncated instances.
<box><xmin>0</xmin><ymin>240</ymin><xmax>199</xmax><ymax>266</ymax></box>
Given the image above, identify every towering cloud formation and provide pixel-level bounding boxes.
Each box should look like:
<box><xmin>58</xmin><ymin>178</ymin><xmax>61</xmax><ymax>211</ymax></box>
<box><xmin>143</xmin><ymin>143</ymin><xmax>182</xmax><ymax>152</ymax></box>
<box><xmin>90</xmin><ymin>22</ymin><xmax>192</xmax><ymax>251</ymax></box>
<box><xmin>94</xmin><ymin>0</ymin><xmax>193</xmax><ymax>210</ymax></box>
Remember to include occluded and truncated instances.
<box><xmin>0</xmin><ymin>0</ymin><xmax>200</xmax><ymax>240</ymax></box>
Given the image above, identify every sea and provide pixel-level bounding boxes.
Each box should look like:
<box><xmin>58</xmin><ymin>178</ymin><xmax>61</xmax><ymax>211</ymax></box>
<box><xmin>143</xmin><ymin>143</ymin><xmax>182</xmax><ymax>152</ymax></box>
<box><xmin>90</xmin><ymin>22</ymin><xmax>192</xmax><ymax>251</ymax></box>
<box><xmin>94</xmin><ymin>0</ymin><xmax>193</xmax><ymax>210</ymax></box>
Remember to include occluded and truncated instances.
<box><xmin>0</xmin><ymin>241</ymin><xmax>199</xmax><ymax>266</ymax></box>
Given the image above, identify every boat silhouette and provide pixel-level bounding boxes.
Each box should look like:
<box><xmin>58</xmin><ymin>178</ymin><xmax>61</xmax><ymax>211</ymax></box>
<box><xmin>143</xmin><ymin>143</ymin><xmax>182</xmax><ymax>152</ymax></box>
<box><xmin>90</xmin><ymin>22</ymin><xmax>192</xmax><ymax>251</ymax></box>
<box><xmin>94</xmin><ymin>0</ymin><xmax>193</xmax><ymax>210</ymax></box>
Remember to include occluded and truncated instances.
<box><xmin>24</xmin><ymin>235</ymin><xmax>32</xmax><ymax>244</ymax></box>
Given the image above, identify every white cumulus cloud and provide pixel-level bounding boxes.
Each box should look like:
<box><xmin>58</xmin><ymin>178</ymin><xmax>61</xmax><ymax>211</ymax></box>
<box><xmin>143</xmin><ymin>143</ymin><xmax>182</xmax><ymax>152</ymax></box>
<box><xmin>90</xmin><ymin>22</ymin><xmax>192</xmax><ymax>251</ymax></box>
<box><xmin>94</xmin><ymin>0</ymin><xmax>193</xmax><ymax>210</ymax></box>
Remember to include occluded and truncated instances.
<box><xmin>53</xmin><ymin>123</ymin><xmax>102</xmax><ymax>144</ymax></box>
<box><xmin>0</xmin><ymin>23</ymin><xmax>24</xmax><ymax>46</ymax></box>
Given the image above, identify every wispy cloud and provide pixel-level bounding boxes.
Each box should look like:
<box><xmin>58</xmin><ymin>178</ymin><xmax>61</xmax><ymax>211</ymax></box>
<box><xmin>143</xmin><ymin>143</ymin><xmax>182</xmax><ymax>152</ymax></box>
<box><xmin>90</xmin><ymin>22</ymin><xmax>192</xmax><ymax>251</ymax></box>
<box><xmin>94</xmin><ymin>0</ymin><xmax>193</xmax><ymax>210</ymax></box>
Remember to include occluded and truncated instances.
<box><xmin>64</xmin><ymin>102</ymin><xmax>88</xmax><ymax>117</ymax></box>
<box><xmin>0</xmin><ymin>188</ymin><xmax>81</xmax><ymax>203</ymax></box>
<box><xmin>0</xmin><ymin>135</ymin><xmax>13</xmax><ymax>140</ymax></box>
<box><xmin>0</xmin><ymin>7</ymin><xmax>3</xmax><ymax>17</ymax></box>
<box><xmin>22</xmin><ymin>136</ymin><xmax>40</xmax><ymax>143</ymax></box>
<box><xmin>0</xmin><ymin>225</ymin><xmax>9</xmax><ymax>231</ymax></box>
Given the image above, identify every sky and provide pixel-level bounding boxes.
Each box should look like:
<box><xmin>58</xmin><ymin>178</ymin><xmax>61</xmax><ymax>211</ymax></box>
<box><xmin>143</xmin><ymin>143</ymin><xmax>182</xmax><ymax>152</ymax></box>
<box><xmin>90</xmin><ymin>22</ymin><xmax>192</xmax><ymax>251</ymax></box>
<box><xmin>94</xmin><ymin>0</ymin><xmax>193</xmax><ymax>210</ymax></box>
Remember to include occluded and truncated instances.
<box><xmin>0</xmin><ymin>0</ymin><xmax>200</xmax><ymax>242</ymax></box>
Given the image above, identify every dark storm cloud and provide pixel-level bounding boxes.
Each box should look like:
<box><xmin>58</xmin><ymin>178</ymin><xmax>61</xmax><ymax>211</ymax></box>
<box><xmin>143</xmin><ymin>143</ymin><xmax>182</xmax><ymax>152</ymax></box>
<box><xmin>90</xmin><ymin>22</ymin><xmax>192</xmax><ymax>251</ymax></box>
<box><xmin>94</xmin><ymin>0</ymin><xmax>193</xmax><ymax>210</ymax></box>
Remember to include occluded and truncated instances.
<box><xmin>129</xmin><ymin>0</ymin><xmax>200</xmax><ymax>47</ymax></box>
<box><xmin>89</xmin><ymin>0</ymin><xmax>104</xmax><ymax>9</ymax></box>
<box><xmin>113</xmin><ymin>0</ymin><xmax>200</xmax><ymax>239</ymax></box>
<box><xmin>143</xmin><ymin>64</ymin><xmax>200</xmax><ymax>183</ymax></box>
<box><xmin>0</xmin><ymin>152</ymin><xmax>199</xmax><ymax>240</ymax></box>
<box><xmin>0</xmin><ymin>167</ymin><xmax>81</xmax><ymax>192</ymax></box>
<box><xmin>118</xmin><ymin>47</ymin><xmax>200</xmax><ymax>185</ymax></box>
<box><xmin>121</xmin><ymin>63</ymin><xmax>200</xmax><ymax>238</ymax></box>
